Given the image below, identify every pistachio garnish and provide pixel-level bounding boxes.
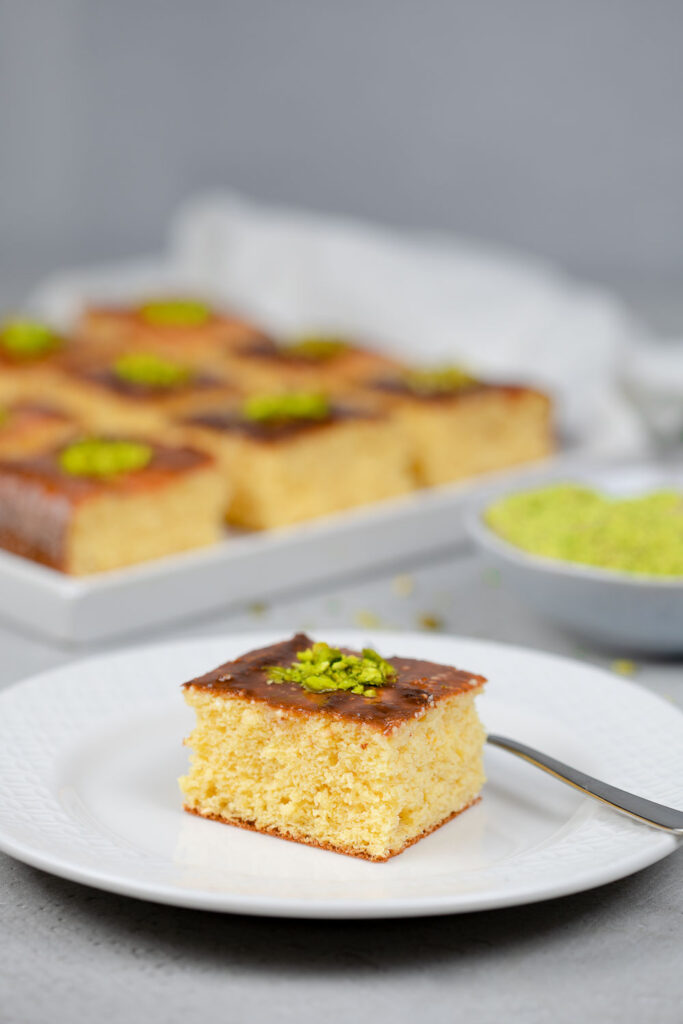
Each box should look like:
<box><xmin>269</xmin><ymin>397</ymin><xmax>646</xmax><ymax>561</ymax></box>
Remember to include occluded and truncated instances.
<box><xmin>0</xmin><ymin>319</ymin><xmax>61</xmax><ymax>360</ymax></box>
<box><xmin>284</xmin><ymin>335</ymin><xmax>349</xmax><ymax>360</ymax></box>
<box><xmin>267</xmin><ymin>641</ymin><xmax>395</xmax><ymax>696</ymax></box>
<box><xmin>243</xmin><ymin>392</ymin><xmax>330</xmax><ymax>422</ymax></box>
<box><xmin>403</xmin><ymin>365</ymin><xmax>477</xmax><ymax>394</ymax></box>
<box><xmin>138</xmin><ymin>299</ymin><xmax>212</xmax><ymax>328</ymax></box>
<box><xmin>113</xmin><ymin>352</ymin><xmax>192</xmax><ymax>389</ymax></box>
<box><xmin>59</xmin><ymin>438</ymin><xmax>153</xmax><ymax>478</ymax></box>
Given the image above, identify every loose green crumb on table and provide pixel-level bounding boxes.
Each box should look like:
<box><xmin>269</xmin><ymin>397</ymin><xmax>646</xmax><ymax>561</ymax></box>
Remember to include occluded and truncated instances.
<box><xmin>611</xmin><ymin>659</ymin><xmax>638</xmax><ymax>676</ymax></box>
<box><xmin>392</xmin><ymin>574</ymin><xmax>415</xmax><ymax>597</ymax></box>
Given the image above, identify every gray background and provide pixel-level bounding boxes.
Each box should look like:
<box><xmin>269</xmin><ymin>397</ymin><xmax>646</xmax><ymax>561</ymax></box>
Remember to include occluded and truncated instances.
<box><xmin>2</xmin><ymin>0</ymin><xmax>683</xmax><ymax>299</ymax></box>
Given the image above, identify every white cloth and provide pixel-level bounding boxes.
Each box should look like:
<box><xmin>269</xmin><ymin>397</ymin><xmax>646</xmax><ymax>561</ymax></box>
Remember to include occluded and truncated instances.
<box><xmin>31</xmin><ymin>190</ymin><xmax>644</xmax><ymax>454</ymax></box>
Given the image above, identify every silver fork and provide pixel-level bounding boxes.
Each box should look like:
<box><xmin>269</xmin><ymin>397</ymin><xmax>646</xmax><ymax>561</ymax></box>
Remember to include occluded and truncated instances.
<box><xmin>487</xmin><ymin>734</ymin><xmax>683</xmax><ymax>835</ymax></box>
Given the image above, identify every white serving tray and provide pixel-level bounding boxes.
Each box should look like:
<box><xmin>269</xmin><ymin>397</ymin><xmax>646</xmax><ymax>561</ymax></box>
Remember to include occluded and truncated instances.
<box><xmin>0</xmin><ymin>457</ymin><xmax>573</xmax><ymax>644</ymax></box>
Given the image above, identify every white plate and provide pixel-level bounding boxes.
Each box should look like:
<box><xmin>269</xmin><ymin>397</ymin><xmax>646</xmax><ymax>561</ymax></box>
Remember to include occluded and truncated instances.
<box><xmin>1</xmin><ymin>630</ymin><xmax>680</xmax><ymax>918</ymax></box>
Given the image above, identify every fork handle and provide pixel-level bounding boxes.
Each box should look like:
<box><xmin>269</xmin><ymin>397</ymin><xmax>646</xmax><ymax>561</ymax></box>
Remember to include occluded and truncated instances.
<box><xmin>486</xmin><ymin>733</ymin><xmax>683</xmax><ymax>835</ymax></box>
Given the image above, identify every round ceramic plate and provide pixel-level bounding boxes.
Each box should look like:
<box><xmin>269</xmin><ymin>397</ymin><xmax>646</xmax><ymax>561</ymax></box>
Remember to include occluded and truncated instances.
<box><xmin>0</xmin><ymin>630</ymin><xmax>681</xmax><ymax>918</ymax></box>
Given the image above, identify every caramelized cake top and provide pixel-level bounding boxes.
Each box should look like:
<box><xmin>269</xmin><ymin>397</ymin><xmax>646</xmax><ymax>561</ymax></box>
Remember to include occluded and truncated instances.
<box><xmin>184</xmin><ymin>402</ymin><xmax>380</xmax><ymax>442</ymax></box>
<box><xmin>183</xmin><ymin>633</ymin><xmax>486</xmax><ymax>732</ymax></box>
<box><xmin>0</xmin><ymin>438</ymin><xmax>214</xmax><ymax>503</ymax></box>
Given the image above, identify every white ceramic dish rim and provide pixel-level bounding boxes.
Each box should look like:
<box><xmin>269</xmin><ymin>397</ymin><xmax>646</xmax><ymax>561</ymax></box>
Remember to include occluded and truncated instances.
<box><xmin>466</xmin><ymin>462</ymin><xmax>683</xmax><ymax>589</ymax></box>
<box><xmin>0</xmin><ymin>630</ymin><xmax>681</xmax><ymax>918</ymax></box>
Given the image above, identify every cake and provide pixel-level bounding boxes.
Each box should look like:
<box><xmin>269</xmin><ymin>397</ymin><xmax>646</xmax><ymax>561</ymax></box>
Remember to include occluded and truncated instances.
<box><xmin>53</xmin><ymin>350</ymin><xmax>239</xmax><ymax>434</ymax></box>
<box><xmin>180</xmin><ymin>633</ymin><xmax>487</xmax><ymax>861</ymax></box>
<box><xmin>76</xmin><ymin>297</ymin><xmax>262</xmax><ymax>366</ymax></box>
<box><xmin>180</xmin><ymin>392</ymin><xmax>414</xmax><ymax>529</ymax></box>
<box><xmin>366</xmin><ymin>367</ymin><xmax>554</xmax><ymax>485</ymax></box>
<box><xmin>0</xmin><ymin>401</ymin><xmax>78</xmax><ymax>459</ymax></box>
<box><xmin>223</xmin><ymin>333</ymin><xmax>403</xmax><ymax>394</ymax></box>
<box><xmin>0</xmin><ymin>318</ymin><xmax>70</xmax><ymax>402</ymax></box>
<box><xmin>0</xmin><ymin>436</ymin><xmax>228</xmax><ymax>574</ymax></box>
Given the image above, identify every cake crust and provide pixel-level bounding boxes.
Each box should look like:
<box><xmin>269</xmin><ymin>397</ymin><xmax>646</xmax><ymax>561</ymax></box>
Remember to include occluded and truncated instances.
<box><xmin>183</xmin><ymin>632</ymin><xmax>486</xmax><ymax>733</ymax></box>
<box><xmin>184</xmin><ymin>796</ymin><xmax>481</xmax><ymax>861</ymax></box>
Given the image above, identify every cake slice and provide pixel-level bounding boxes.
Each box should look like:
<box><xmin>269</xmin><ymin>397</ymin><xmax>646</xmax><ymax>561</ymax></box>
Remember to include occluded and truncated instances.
<box><xmin>365</xmin><ymin>366</ymin><xmax>554</xmax><ymax>485</ymax></box>
<box><xmin>0</xmin><ymin>401</ymin><xmax>78</xmax><ymax>459</ymax></box>
<box><xmin>180</xmin><ymin>634</ymin><xmax>487</xmax><ymax>861</ymax></box>
<box><xmin>54</xmin><ymin>350</ymin><xmax>239</xmax><ymax>434</ymax></box>
<box><xmin>76</xmin><ymin>297</ymin><xmax>262</xmax><ymax>366</ymax></box>
<box><xmin>223</xmin><ymin>333</ymin><xmax>403</xmax><ymax>394</ymax></box>
<box><xmin>0</xmin><ymin>436</ymin><xmax>228</xmax><ymax>574</ymax></box>
<box><xmin>0</xmin><ymin>317</ymin><xmax>71</xmax><ymax>403</ymax></box>
<box><xmin>180</xmin><ymin>392</ymin><xmax>415</xmax><ymax>529</ymax></box>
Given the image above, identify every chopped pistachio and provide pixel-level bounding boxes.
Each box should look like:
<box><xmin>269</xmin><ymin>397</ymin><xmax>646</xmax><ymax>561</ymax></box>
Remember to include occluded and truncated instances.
<box><xmin>486</xmin><ymin>484</ymin><xmax>683</xmax><ymax>577</ymax></box>
<box><xmin>284</xmin><ymin>335</ymin><xmax>349</xmax><ymax>360</ymax></box>
<box><xmin>354</xmin><ymin>610</ymin><xmax>382</xmax><ymax>629</ymax></box>
<box><xmin>113</xmin><ymin>351</ymin><xmax>193</xmax><ymax>388</ymax></box>
<box><xmin>403</xmin><ymin>365</ymin><xmax>477</xmax><ymax>394</ymax></box>
<box><xmin>418</xmin><ymin>613</ymin><xmax>444</xmax><ymax>632</ymax></box>
<box><xmin>1</xmin><ymin>318</ymin><xmax>61</xmax><ymax>360</ymax></box>
<box><xmin>138</xmin><ymin>299</ymin><xmax>211</xmax><ymax>327</ymax></box>
<box><xmin>267</xmin><ymin>641</ymin><xmax>394</xmax><ymax>697</ymax></box>
<box><xmin>243</xmin><ymin>392</ymin><xmax>330</xmax><ymax>422</ymax></box>
<box><xmin>611</xmin><ymin>659</ymin><xmax>637</xmax><ymax>676</ymax></box>
<box><xmin>59</xmin><ymin>438</ymin><xmax>153</xmax><ymax>478</ymax></box>
<box><xmin>392</xmin><ymin>573</ymin><xmax>415</xmax><ymax>597</ymax></box>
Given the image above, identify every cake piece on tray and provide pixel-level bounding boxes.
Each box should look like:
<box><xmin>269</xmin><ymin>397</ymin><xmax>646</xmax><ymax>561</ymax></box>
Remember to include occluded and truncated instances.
<box><xmin>180</xmin><ymin>633</ymin><xmax>487</xmax><ymax>861</ymax></box>
<box><xmin>0</xmin><ymin>317</ymin><xmax>71</xmax><ymax>403</ymax></box>
<box><xmin>180</xmin><ymin>392</ymin><xmax>415</xmax><ymax>529</ymax></box>
<box><xmin>0</xmin><ymin>436</ymin><xmax>227</xmax><ymax>574</ymax></box>
<box><xmin>364</xmin><ymin>366</ymin><xmax>554</xmax><ymax>486</ymax></box>
<box><xmin>76</xmin><ymin>297</ymin><xmax>262</xmax><ymax>366</ymax></box>
<box><xmin>223</xmin><ymin>333</ymin><xmax>403</xmax><ymax>394</ymax></box>
<box><xmin>54</xmin><ymin>350</ymin><xmax>239</xmax><ymax>433</ymax></box>
<box><xmin>0</xmin><ymin>401</ymin><xmax>77</xmax><ymax>459</ymax></box>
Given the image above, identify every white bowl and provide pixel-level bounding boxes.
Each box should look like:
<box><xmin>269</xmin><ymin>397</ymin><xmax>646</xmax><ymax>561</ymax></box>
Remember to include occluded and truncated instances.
<box><xmin>466</xmin><ymin>461</ymin><xmax>683</xmax><ymax>654</ymax></box>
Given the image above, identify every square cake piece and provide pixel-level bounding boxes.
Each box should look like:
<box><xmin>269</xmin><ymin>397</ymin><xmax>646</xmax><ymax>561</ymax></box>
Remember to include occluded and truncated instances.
<box><xmin>54</xmin><ymin>350</ymin><xmax>239</xmax><ymax>434</ymax></box>
<box><xmin>0</xmin><ymin>436</ymin><xmax>228</xmax><ymax>574</ymax></box>
<box><xmin>76</xmin><ymin>297</ymin><xmax>262</xmax><ymax>367</ymax></box>
<box><xmin>366</xmin><ymin>367</ymin><xmax>554</xmax><ymax>486</ymax></box>
<box><xmin>180</xmin><ymin>634</ymin><xmax>487</xmax><ymax>861</ymax></box>
<box><xmin>0</xmin><ymin>401</ymin><xmax>78</xmax><ymax>459</ymax></box>
<box><xmin>223</xmin><ymin>333</ymin><xmax>403</xmax><ymax>394</ymax></box>
<box><xmin>180</xmin><ymin>392</ymin><xmax>414</xmax><ymax>529</ymax></box>
<box><xmin>0</xmin><ymin>318</ymin><xmax>71</xmax><ymax>403</ymax></box>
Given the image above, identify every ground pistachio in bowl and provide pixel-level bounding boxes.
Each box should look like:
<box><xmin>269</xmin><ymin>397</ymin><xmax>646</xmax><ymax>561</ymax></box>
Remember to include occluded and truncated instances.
<box><xmin>485</xmin><ymin>483</ymin><xmax>683</xmax><ymax>577</ymax></box>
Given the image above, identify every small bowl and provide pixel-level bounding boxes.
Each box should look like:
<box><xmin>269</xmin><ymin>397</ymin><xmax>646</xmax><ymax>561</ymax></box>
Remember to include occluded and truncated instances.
<box><xmin>466</xmin><ymin>461</ymin><xmax>683</xmax><ymax>654</ymax></box>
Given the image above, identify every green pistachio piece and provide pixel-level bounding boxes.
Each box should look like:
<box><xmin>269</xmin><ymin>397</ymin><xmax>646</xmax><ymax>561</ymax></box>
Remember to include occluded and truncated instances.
<box><xmin>403</xmin><ymin>365</ymin><xmax>477</xmax><ymax>394</ymax></box>
<box><xmin>59</xmin><ymin>438</ymin><xmax>153</xmax><ymax>478</ymax></box>
<box><xmin>113</xmin><ymin>351</ymin><xmax>192</xmax><ymax>388</ymax></box>
<box><xmin>1</xmin><ymin>319</ymin><xmax>61</xmax><ymax>360</ymax></box>
<box><xmin>284</xmin><ymin>335</ymin><xmax>349</xmax><ymax>360</ymax></box>
<box><xmin>243</xmin><ymin>392</ymin><xmax>330</xmax><ymax>422</ymax></box>
<box><xmin>267</xmin><ymin>641</ymin><xmax>396</xmax><ymax>697</ymax></box>
<box><xmin>138</xmin><ymin>299</ymin><xmax>211</xmax><ymax>328</ymax></box>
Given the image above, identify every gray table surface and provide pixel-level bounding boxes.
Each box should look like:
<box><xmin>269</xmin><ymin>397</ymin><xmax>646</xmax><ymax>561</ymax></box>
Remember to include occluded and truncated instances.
<box><xmin>1</xmin><ymin>543</ymin><xmax>682</xmax><ymax>1024</ymax></box>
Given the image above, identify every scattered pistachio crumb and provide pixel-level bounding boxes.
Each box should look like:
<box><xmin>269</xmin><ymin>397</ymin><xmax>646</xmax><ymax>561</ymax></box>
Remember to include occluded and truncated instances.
<box><xmin>481</xmin><ymin>567</ymin><xmax>501</xmax><ymax>587</ymax></box>
<box><xmin>247</xmin><ymin>601</ymin><xmax>268</xmax><ymax>617</ymax></box>
<box><xmin>611</xmin><ymin>659</ymin><xmax>637</xmax><ymax>676</ymax></box>
<box><xmin>354</xmin><ymin>610</ymin><xmax>382</xmax><ymax>629</ymax></box>
<box><xmin>418</xmin><ymin>613</ymin><xmax>444</xmax><ymax>632</ymax></box>
<box><xmin>392</xmin><ymin>574</ymin><xmax>415</xmax><ymax>597</ymax></box>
